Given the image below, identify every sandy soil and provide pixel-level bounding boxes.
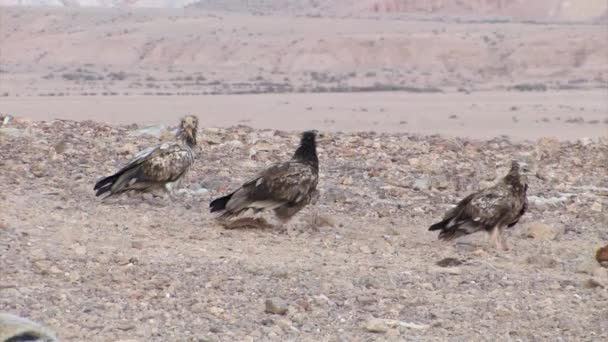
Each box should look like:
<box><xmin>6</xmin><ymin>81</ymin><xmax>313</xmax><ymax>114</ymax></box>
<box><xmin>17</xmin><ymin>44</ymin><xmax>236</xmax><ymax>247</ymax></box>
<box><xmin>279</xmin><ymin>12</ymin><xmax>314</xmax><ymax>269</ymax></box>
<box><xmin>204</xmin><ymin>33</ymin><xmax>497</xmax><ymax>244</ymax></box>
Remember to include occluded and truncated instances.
<box><xmin>1</xmin><ymin>118</ymin><xmax>607</xmax><ymax>341</ymax></box>
<box><xmin>1</xmin><ymin>90</ymin><xmax>607</xmax><ymax>140</ymax></box>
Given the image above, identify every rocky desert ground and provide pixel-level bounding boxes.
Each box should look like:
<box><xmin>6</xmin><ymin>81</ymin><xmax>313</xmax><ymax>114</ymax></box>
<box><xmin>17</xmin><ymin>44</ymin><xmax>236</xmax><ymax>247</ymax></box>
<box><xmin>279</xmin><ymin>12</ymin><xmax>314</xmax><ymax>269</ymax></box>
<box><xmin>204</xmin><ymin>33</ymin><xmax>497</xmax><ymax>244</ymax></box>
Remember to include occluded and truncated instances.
<box><xmin>1</xmin><ymin>1</ymin><xmax>607</xmax><ymax>341</ymax></box>
<box><xmin>0</xmin><ymin>116</ymin><xmax>607</xmax><ymax>341</ymax></box>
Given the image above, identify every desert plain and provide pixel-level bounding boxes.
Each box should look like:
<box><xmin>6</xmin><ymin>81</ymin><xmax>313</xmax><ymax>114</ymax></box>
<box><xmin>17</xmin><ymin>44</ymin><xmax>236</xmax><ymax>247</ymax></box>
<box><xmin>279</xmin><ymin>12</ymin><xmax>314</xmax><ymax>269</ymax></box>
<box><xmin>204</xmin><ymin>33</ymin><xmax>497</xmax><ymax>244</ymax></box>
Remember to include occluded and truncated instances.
<box><xmin>0</xmin><ymin>2</ymin><xmax>607</xmax><ymax>341</ymax></box>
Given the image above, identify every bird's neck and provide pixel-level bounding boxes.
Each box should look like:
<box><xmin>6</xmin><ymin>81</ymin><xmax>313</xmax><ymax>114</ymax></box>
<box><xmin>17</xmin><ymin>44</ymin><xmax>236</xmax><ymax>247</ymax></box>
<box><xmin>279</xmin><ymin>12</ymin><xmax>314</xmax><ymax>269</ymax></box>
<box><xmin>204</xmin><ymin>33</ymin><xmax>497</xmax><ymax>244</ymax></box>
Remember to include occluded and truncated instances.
<box><xmin>504</xmin><ymin>173</ymin><xmax>525</xmax><ymax>193</ymax></box>
<box><xmin>177</xmin><ymin>133</ymin><xmax>196</xmax><ymax>149</ymax></box>
<box><xmin>292</xmin><ymin>144</ymin><xmax>319</xmax><ymax>170</ymax></box>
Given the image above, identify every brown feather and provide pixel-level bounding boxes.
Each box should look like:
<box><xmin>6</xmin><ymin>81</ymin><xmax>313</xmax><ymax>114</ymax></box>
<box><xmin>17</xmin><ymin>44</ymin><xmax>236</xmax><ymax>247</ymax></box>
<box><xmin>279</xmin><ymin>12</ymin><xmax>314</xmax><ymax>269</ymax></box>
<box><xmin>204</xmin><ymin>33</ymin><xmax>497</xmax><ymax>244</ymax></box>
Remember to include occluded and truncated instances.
<box><xmin>429</xmin><ymin>161</ymin><xmax>528</xmax><ymax>241</ymax></box>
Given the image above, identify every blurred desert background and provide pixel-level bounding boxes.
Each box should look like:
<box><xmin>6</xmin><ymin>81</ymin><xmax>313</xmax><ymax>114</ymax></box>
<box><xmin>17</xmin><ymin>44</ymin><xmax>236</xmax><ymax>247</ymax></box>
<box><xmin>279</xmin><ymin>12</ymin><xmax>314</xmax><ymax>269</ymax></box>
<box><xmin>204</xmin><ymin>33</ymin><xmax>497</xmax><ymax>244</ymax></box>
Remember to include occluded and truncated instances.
<box><xmin>1</xmin><ymin>1</ymin><xmax>608</xmax><ymax>342</ymax></box>
<box><xmin>1</xmin><ymin>0</ymin><xmax>607</xmax><ymax>139</ymax></box>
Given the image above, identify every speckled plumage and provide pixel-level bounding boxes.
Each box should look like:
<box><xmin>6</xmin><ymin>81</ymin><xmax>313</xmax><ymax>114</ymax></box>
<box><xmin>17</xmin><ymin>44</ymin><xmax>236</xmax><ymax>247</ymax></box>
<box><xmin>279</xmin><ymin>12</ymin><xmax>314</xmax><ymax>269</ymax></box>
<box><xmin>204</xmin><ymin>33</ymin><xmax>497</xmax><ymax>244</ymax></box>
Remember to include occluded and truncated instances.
<box><xmin>210</xmin><ymin>130</ymin><xmax>320</xmax><ymax>222</ymax></box>
<box><xmin>429</xmin><ymin>160</ymin><xmax>529</xmax><ymax>250</ymax></box>
<box><xmin>94</xmin><ymin>115</ymin><xmax>198</xmax><ymax>198</ymax></box>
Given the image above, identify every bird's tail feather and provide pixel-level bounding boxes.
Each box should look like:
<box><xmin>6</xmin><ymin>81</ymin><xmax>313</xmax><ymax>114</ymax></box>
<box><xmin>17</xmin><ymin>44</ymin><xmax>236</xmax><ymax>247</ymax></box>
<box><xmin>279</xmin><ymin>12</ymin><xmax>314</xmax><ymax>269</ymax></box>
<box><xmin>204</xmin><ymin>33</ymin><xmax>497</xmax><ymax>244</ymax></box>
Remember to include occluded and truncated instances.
<box><xmin>429</xmin><ymin>217</ymin><xmax>475</xmax><ymax>241</ymax></box>
<box><xmin>210</xmin><ymin>193</ymin><xmax>233</xmax><ymax>213</ymax></box>
<box><xmin>94</xmin><ymin>167</ymin><xmax>141</xmax><ymax>197</ymax></box>
<box><xmin>429</xmin><ymin>217</ymin><xmax>451</xmax><ymax>231</ymax></box>
<box><xmin>94</xmin><ymin>173</ymin><xmax>120</xmax><ymax>197</ymax></box>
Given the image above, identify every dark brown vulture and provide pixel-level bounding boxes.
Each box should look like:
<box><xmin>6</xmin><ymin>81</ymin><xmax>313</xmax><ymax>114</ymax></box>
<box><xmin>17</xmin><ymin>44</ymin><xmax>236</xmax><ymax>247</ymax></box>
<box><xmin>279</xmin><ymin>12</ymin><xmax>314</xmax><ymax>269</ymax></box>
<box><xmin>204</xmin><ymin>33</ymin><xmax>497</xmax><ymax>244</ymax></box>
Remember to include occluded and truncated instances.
<box><xmin>429</xmin><ymin>160</ymin><xmax>530</xmax><ymax>250</ymax></box>
<box><xmin>210</xmin><ymin>130</ymin><xmax>321</xmax><ymax>223</ymax></box>
<box><xmin>94</xmin><ymin>115</ymin><xmax>198</xmax><ymax>198</ymax></box>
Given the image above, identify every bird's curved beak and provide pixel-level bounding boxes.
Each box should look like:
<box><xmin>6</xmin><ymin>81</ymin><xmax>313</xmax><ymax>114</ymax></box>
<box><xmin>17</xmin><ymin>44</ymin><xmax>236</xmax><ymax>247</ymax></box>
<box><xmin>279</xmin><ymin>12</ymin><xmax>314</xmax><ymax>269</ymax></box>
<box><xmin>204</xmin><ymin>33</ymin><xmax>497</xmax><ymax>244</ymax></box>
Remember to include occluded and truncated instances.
<box><xmin>185</xmin><ymin>126</ymin><xmax>195</xmax><ymax>138</ymax></box>
<box><xmin>316</xmin><ymin>133</ymin><xmax>331</xmax><ymax>143</ymax></box>
<box><xmin>182</xmin><ymin>125</ymin><xmax>197</xmax><ymax>146</ymax></box>
<box><xmin>520</xmin><ymin>163</ymin><xmax>544</xmax><ymax>181</ymax></box>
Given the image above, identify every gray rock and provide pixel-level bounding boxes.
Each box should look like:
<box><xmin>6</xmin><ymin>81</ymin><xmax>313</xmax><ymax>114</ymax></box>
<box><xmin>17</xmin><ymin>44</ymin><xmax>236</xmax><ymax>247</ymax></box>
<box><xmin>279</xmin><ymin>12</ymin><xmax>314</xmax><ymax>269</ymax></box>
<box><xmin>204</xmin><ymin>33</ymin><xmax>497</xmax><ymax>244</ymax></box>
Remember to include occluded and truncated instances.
<box><xmin>412</xmin><ymin>177</ymin><xmax>431</xmax><ymax>191</ymax></box>
<box><xmin>525</xmin><ymin>255</ymin><xmax>558</xmax><ymax>268</ymax></box>
<box><xmin>313</xmin><ymin>294</ymin><xmax>335</xmax><ymax>308</ymax></box>
<box><xmin>356</xmin><ymin>296</ymin><xmax>376</xmax><ymax>306</ymax></box>
<box><xmin>430</xmin><ymin>266</ymin><xmax>462</xmax><ymax>275</ymax></box>
<box><xmin>0</xmin><ymin>312</ymin><xmax>59</xmax><ymax>342</ymax></box>
<box><xmin>525</xmin><ymin>222</ymin><xmax>558</xmax><ymax>240</ymax></box>
<box><xmin>130</xmin><ymin>124</ymin><xmax>167</xmax><ymax>138</ymax></box>
<box><xmin>30</xmin><ymin>162</ymin><xmax>48</xmax><ymax>178</ymax></box>
<box><xmin>590</xmin><ymin>202</ymin><xmax>602</xmax><ymax>212</ymax></box>
<box><xmin>118</xmin><ymin>143</ymin><xmax>138</xmax><ymax>156</ymax></box>
<box><xmin>592</xmin><ymin>267</ymin><xmax>608</xmax><ymax>281</ymax></box>
<box><xmin>1</xmin><ymin>114</ymin><xmax>12</xmax><ymax>127</ymax></box>
<box><xmin>363</xmin><ymin>318</ymin><xmax>389</xmax><ymax>333</ymax></box>
<box><xmin>436</xmin><ymin>257</ymin><xmax>463</xmax><ymax>267</ymax></box>
<box><xmin>431</xmin><ymin>174</ymin><xmax>450</xmax><ymax>190</ymax></box>
<box><xmin>276</xmin><ymin>319</ymin><xmax>299</xmax><ymax>333</ymax></box>
<box><xmin>265</xmin><ymin>298</ymin><xmax>288</xmax><ymax>315</ymax></box>
<box><xmin>321</xmin><ymin>185</ymin><xmax>348</xmax><ymax>203</ymax></box>
<box><xmin>577</xmin><ymin>259</ymin><xmax>600</xmax><ymax>275</ymax></box>
<box><xmin>363</xmin><ymin>318</ymin><xmax>430</xmax><ymax>333</ymax></box>
<box><xmin>584</xmin><ymin>278</ymin><xmax>606</xmax><ymax>289</ymax></box>
<box><xmin>0</xmin><ymin>127</ymin><xmax>25</xmax><ymax>137</ymax></box>
<box><xmin>528</xmin><ymin>196</ymin><xmax>568</xmax><ymax>209</ymax></box>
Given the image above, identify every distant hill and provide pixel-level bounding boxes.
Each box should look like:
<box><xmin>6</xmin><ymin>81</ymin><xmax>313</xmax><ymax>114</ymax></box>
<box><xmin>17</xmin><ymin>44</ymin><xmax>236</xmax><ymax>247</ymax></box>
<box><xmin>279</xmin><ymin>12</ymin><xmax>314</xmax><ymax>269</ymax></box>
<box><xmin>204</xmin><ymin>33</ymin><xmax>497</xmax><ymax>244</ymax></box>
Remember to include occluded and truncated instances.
<box><xmin>0</xmin><ymin>0</ymin><xmax>198</xmax><ymax>7</ymax></box>
<box><xmin>188</xmin><ymin>0</ymin><xmax>607</xmax><ymax>22</ymax></box>
<box><xmin>1</xmin><ymin>0</ymin><xmax>605</xmax><ymax>22</ymax></box>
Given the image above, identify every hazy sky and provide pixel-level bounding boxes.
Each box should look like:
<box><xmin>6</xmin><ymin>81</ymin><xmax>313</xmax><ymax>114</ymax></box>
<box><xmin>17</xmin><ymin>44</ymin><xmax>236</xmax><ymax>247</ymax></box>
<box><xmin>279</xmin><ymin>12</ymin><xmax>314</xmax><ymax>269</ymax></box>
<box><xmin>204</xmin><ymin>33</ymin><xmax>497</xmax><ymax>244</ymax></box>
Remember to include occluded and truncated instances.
<box><xmin>0</xmin><ymin>0</ymin><xmax>198</xmax><ymax>7</ymax></box>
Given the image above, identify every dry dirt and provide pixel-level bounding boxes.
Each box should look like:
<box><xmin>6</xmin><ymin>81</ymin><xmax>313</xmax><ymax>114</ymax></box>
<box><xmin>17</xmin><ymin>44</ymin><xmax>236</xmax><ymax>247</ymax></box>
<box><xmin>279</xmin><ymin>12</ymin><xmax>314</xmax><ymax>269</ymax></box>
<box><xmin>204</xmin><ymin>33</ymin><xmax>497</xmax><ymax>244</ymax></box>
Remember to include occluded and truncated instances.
<box><xmin>1</xmin><ymin>117</ymin><xmax>607</xmax><ymax>341</ymax></box>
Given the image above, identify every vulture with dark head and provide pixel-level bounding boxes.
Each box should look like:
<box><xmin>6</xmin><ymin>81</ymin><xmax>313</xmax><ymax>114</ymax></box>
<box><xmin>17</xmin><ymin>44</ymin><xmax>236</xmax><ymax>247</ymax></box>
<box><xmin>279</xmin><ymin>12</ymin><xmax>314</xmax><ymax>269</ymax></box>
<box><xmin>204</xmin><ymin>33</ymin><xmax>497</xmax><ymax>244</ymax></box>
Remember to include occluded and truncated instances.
<box><xmin>210</xmin><ymin>130</ymin><xmax>321</xmax><ymax>223</ymax></box>
<box><xmin>94</xmin><ymin>115</ymin><xmax>199</xmax><ymax>198</ymax></box>
<box><xmin>429</xmin><ymin>160</ymin><xmax>530</xmax><ymax>250</ymax></box>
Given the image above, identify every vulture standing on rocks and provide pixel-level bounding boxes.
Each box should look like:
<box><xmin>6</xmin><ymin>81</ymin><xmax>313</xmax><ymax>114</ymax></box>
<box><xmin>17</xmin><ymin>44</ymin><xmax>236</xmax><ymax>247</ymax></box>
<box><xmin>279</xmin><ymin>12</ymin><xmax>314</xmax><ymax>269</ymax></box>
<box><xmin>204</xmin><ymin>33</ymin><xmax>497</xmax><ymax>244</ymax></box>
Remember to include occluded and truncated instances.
<box><xmin>210</xmin><ymin>130</ymin><xmax>321</xmax><ymax>223</ymax></box>
<box><xmin>429</xmin><ymin>160</ymin><xmax>530</xmax><ymax>250</ymax></box>
<box><xmin>94</xmin><ymin>115</ymin><xmax>198</xmax><ymax>198</ymax></box>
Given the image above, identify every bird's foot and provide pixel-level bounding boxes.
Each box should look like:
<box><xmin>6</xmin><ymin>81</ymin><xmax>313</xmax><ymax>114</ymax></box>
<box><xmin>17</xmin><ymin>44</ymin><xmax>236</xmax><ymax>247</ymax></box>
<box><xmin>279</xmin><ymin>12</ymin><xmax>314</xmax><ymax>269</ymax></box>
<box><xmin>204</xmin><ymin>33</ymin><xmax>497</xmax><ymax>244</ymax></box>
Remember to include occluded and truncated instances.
<box><xmin>275</xmin><ymin>223</ymin><xmax>291</xmax><ymax>235</ymax></box>
<box><xmin>141</xmin><ymin>193</ymin><xmax>168</xmax><ymax>207</ymax></box>
<box><xmin>472</xmin><ymin>248</ymin><xmax>491</xmax><ymax>258</ymax></box>
<box><xmin>498</xmin><ymin>233</ymin><xmax>510</xmax><ymax>251</ymax></box>
<box><xmin>305</xmin><ymin>212</ymin><xmax>335</xmax><ymax>232</ymax></box>
<box><xmin>222</xmin><ymin>217</ymin><xmax>272</xmax><ymax>230</ymax></box>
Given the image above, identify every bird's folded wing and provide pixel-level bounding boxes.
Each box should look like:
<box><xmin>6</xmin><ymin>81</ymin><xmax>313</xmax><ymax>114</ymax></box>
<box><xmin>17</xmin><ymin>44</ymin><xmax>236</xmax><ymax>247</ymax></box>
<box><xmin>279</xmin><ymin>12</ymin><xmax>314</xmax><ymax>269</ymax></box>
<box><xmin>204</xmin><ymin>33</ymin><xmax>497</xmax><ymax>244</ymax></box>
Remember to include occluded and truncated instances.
<box><xmin>118</xmin><ymin>143</ymin><xmax>192</xmax><ymax>182</ymax></box>
<box><xmin>463</xmin><ymin>187</ymin><xmax>512</xmax><ymax>226</ymax></box>
<box><xmin>253</xmin><ymin>162</ymin><xmax>318</xmax><ymax>202</ymax></box>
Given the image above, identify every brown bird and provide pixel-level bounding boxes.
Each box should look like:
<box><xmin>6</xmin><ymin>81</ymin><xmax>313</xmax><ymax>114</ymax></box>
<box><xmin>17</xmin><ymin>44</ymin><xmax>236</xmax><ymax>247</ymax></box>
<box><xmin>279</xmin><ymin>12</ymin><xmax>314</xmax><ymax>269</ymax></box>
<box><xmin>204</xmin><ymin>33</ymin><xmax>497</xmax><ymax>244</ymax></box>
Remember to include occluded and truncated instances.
<box><xmin>429</xmin><ymin>160</ymin><xmax>530</xmax><ymax>250</ymax></box>
<box><xmin>209</xmin><ymin>130</ymin><xmax>321</xmax><ymax>224</ymax></box>
<box><xmin>94</xmin><ymin>115</ymin><xmax>198</xmax><ymax>199</ymax></box>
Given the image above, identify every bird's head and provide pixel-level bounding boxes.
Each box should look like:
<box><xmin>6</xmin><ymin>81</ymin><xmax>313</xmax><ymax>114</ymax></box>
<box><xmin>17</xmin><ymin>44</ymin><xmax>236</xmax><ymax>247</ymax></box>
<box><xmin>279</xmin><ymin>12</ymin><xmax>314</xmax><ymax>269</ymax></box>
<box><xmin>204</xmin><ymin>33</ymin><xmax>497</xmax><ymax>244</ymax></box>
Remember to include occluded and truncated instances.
<box><xmin>300</xmin><ymin>130</ymin><xmax>318</xmax><ymax>146</ymax></box>
<box><xmin>505</xmin><ymin>159</ymin><xmax>534</xmax><ymax>187</ymax></box>
<box><xmin>300</xmin><ymin>130</ymin><xmax>330</xmax><ymax>145</ymax></box>
<box><xmin>510</xmin><ymin>159</ymin><xmax>534</xmax><ymax>176</ymax></box>
<box><xmin>177</xmin><ymin>115</ymin><xmax>199</xmax><ymax>147</ymax></box>
<box><xmin>293</xmin><ymin>129</ymin><xmax>327</xmax><ymax>168</ymax></box>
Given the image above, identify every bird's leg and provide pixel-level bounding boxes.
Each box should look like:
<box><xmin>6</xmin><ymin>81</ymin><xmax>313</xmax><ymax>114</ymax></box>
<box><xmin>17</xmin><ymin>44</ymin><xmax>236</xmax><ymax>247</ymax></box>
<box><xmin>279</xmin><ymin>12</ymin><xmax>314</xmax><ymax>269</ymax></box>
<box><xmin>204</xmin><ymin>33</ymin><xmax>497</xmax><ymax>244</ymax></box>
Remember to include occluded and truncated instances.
<box><xmin>223</xmin><ymin>217</ymin><xmax>272</xmax><ymax>230</ymax></box>
<box><xmin>274</xmin><ymin>216</ymin><xmax>292</xmax><ymax>235</ymax></box>
<box><xmin>143</xmin><ymin>188</ymin><xmax>168</xmax><ymax>207</ymax></box>
<box><xmin>307</xmin><ymin>211</ymin><xmax>321</xmax><ymax>232</ymax></box>
<box><xmin>498</xmin><ymin>226</ymin><xmax>509</xmax><ymax>251</ymax></box>
<box><xmin>489</xmin><ymin>226</ymin><xmax>501</xmax><ymax>250</ymax></box>
<box><xmin>166</xmin><ymin>189</ymin><xmax>178</xmax><ymax>202</ymax></box>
